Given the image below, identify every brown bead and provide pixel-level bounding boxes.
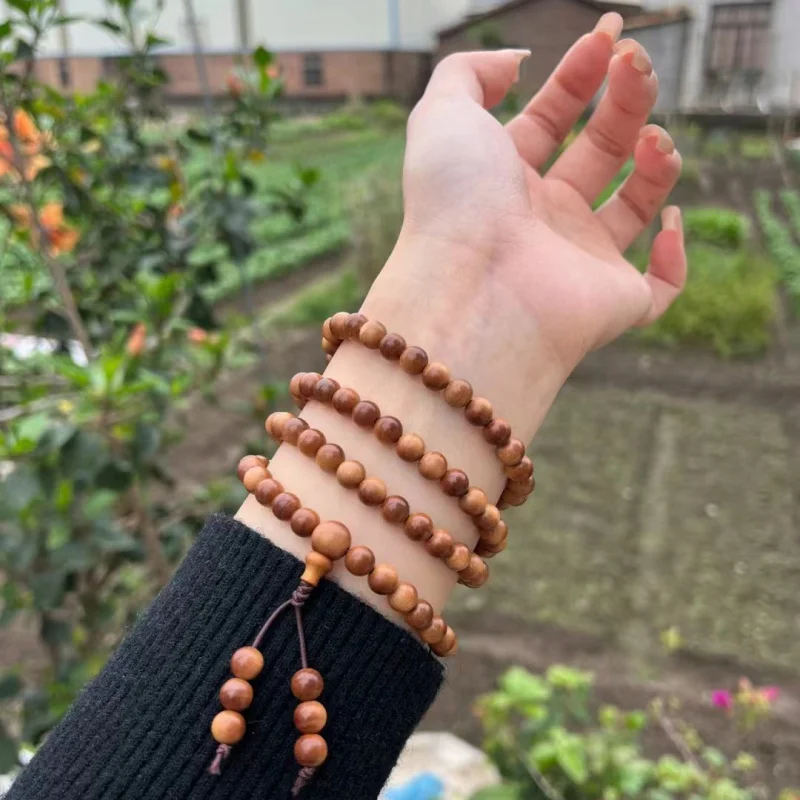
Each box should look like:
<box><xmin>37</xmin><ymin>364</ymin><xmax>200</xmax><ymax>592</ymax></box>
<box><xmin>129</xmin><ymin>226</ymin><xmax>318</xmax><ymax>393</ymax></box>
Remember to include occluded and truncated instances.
<box><xmin>359</xmin><ymin>319</ymin><xmax>387</xmax><ymax>349</ymax></box>
<box><xmin>301</xmin><ymin>551</ymin><xmax>333</xmax><ymax>586</ymax></box>
<box><xmin>322</xmin><ymin>319</ymin><xmax>336</xmax><ymax>343</ymax></box>
<box><xmin>459</xmin><ymin>554</ymin><xmax>489</xmax><ymax>588</ymax></box>
<box><xmin>220</xmin><ymin>678</ymin><xmax>254</xmax><ymax>711</ymax></box>
<box><xmin>368</xmin><ymin>563</ymin><xmax>399</xmax><ymax>595</ymax></box>
<box><xmin>358</xmin><ymin>477</ymin><xmax>387</xmax><ymax>506</ymax></box>
<box><xmin>504</xmin><ymin>456</ymin><xmax>533</xmax><ymax>482</ymax></box>
<box><xmin>397</xmin><ymin>433</ymin><xmax>425</xmax><ymax>462</ymax></box>
<box><xmin>389</xmin><ymin>582</ymin><xmax>419</xmax><ymax>613</ymax></box>
<box><xmin>291</xmin><ymin>668</ymin><xmax>324</xmax><ymax>701</ymax></box>
<box><xmin>443</xmin><ymin>379</ymin><xmax>473</xmax><ymax>408</ymax></box>
<box><xmin>312</xmin><ymin>377</ymin><xmax>340</xmax><ymax>403</ymax></box>
<box><xmin>272</xmin><ymin>492</ymin><xmax>301</xmax><ymax>521</ymax></box>
<box><xmin>283</xmin><ymin>417</ymin><xmax>309</xmax><ymax>445</ymax></box>
<box><xmin>289</xmin><ymin>372</ymin><xmax>305</xmax><ymax>398</ymax></box>
<box><xmin>374</xmin><ymin>415</ymin><xmax>403</xmax><ymax>444</ymax></box>
<box><xmin>421</xmin><ymin>361</ymin><xmax>450</xmax><ymax>390</ymax></box>
<box><xmin>404</xmin><ymin>512</ymin><xmax>433</xmax><ymax>541</ymax></box>
<box><xmin>406</xmin><ymin>601</ymin><xmax>434</xmax><ymax>630</ymax></box>
<box><xmin>242</xmin><ymin>465</ymin><xmax>269</xmax><ymax>493</ymax></box>
<box><xmin>475</xmin><ymin>504</ymin><xmax>501</xmax><ymax>531</ymax></box>
<box><xmin>425</xmin><ymin>529</ymin><xmax>454</xmax><ymax>559</ymax></box>
<box><xmin>483</xmin><ymin>418</ymin><xmax>512</xmax><ymax>446</ymax></box>
<box><xmin>432</xmin><ymin>626</ymin><xmax>458</xmax><ymax>657</ymax></box>
<box><xmin>298</xmin><ymin>428</ymin><xmax>326</xmax><ymax>457</ymax></box>
<box><xmin>497</xmin><ymin>437</ymin><xmax>525</xmax><ymax>465</ymax></box>
<box><xmin>379</xmin><ymin>332</ymin><xmax>406</xmax><ymax>361</ymax></box>
<box><xmin>420</xmin><ymin>616</ymin><xmax>447</xmax><ymax>645</ymax></box>
<box><xmin>336</xmin><ymin>459</ymin><xmax>366</xmax><ymax>488</ymax></box>
<box><xmin>311</xmin><ymin>520</ymin><xmax>352</xmax><ymax>560</ymax></box>
<box><xmin>481</xmin><ymin>519</ymin><xmax>508</xmax><ymax>546</ymax></box>
<box><xmin>476</xmin><ymin>538</ymin><xmax>508</xmax><ymax>558</ymax></box>
<box><xmin>344</xmin><ymin>545</ymin><xmax>375</xmax><ymax>576</ymax></box>
<box><xmin>399</xmin><ymin>346</ymin><xmax>429</xmax><ymax>375</ymax></box>
<box><xmin>459</xmin><ymin>487</ymin><xmax>488</xmax><ymax>516</ymax></box>
<box><xmin>352</xmin><ymin>400</ymin><xmax>381</xmax><ymax>428</ymax></box>
<box><xmin>322</xmin><ymin>337</ymin><xmax>338</xmax><ymax>357</ymax></box>
<box><xmin>291</xmin><ymin>507</ymin><xmax>320</xmax><ymax>537</ymax></box>
<box><xmin>345</xmin><ymin>312</ymin><xmax>368</xmax><ymax>339</ymax></box>
<box><xmin>299</xmin><ymin>372</ymin><xmax>322</xmax><ymax>398</ymax></box>
<box><xmin>211</xmin><ymin>710</ymin><xmax>246</xmax><ymax>745</ymax></box>
<box><xmin>329</xmin><ymin>311</ymin><xmax>351</xmax><ymax>340</ymax></box>
<box><xmin>440</xmin><ymin>469</ymin><xmax>469</xmax><ymax>497</ymax></box>
<box><xmin>294</xmin><ymin>733</ymin><xmax>328</xmax><ymax>767</ymax></box>
<box><xmin>294</xmin><ymin>701</ymin><xmax>327</xmax><ymax>734</ymax></box>
<box><xmin>381</xmin><ymin>495</ymin><xmax>410</xmax><ymax>524</ymax></box>
<box><xmin>445</xmin><ymin>542</ymin><xmax>472</xmax><ymax>571</ymax></box>
<box><xmin>465</xmin><ymin>396</ymin><xmax>494</xmax><ymax>427</ymax></box>
<box><xmin>501</xmin><ymin>492</ymin><xmax>526</xmax><ymax>507</ymax></box>
<box><xmin>418</xmin><ymin>451</ymin><xmax>448</xmax><ymax>480</ymax></box>
<box><xmin>316</xmin><ymin>443</ymin><xmax>345</xmax><ymax>473</ymax></box>
<box><xmin>237</xmin><ymin>455</ymin><xmax>268</xmax><ymax>481</ymax></box>
<box><xmin>266</xmin><ymin>411</ymin><xmax>293</xmax><ymax>440</ymax></box>
<box><xmin>332</xmin><ymin>387</ymin><xmax>360</xmax><ymax>414</ymax></box>
<box><xmin>230</xmin><ymin>646</ymin><xmax>264</xmax><ymax>680</ymax></box>
<box><xmin>255</xmin><ymin>478</ymin><xmax>283</xmax><ymax>506</ymax></box>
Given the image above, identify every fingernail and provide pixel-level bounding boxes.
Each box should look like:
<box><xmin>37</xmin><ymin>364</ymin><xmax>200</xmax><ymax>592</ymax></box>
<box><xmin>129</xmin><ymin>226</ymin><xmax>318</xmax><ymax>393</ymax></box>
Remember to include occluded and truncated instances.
<box><xmin>504</xmin><ymin>49</ymin><xmax>531</xmax><ymax>82</ymax></box>
<box><xmin>594</xmin><ymin>12</ymin><xmax>622</xmax><ymax>44</ymax></box>
<box><xmin>615</xmin><ymin>40</ymin><xmax>653</xmax><ymax>75</ymax></box>
<box><xmin>649</xmin><ymin>128</ymin><xmax>674</xmax><ymax>154</ymax></box>
<box><xmin>661</xmin><ymin>206</ymin><xmax>682</xmax><ymax>233</ymax></box>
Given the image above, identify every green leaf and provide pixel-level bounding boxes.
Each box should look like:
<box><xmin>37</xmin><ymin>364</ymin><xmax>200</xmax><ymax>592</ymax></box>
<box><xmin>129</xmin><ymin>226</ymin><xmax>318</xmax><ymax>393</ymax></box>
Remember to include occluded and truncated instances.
<box><xmin>0</xmin><ymin>465</ymin><xmax>40</xmax><ymax>512</ymax></box>
<box><xmin>41</xmin><ymin>617</ymin><xmax>72</xmax><ymax>646</ymax></box>
<box><xmin>6</xmin><ymin>0</ymin><xmax>33</xmax><ymax>13</ymax></box>
<box><xmin>0</xmin><ymin>21</ymin><xmax>13</xmax><ymax>41</ymax></box>
<box><xmin>252</xmin><ymin>45</ymin><xmax>273</xmax><ymax>68</ymax></box>
<box><xmin>0</xmin><ymin>722</ymin><xmax>18</xmax><ymax>773</ymax></box>
<box><xmin>29</xmin><ymin>571</ymin><xmax>66</xmax><ymax>611</ymax></box>
<box><xmin>132</xmin><ymin>422</ymin><xmax>160</xmax><ymax>465</ymax></box>
<box><xmin>96</xmin><ymin>18</ymin><xmax>123</xmax><ymax>34</ymax></box>
<box><xmin>553</xmin><ymin>729</ymin><xmax>588</xmax><ymax>784</ymax></box>
<box><xmin>471</xmin><ymin>786</ymin><xmax>523</xmax><ymax>800</ymax></box>
<box><xmin>702</xmin><ymin>747</ymin><xmax>727</xmax><ymax>769</ymax></box>
<box><xmin>619</xmin><ymin>759</ymin><xmax>654</xmax><ymax>796</ymax></box>
<box><xmin>529</xmin><ymin>741</ymin><xmax>557</xmax><ymax>771</ymax></box>
<box><xmin>16</xmin><ymin>412</ymin><xmax>50</xmax><ymax>444</ymax></box>
<box><xmin>500</xmin><ymin>667</ymin><xmax>551</xmax><ymax>704</ymax></box>
<box><xmin>0</xmin><ymin>673</ymin><xmax>22</xmax><ymax>700</ymax></box>
<box><xmin>145</xmin><ymin>32</ymin><xmax>169</xmax><ymax>49</ymax></box>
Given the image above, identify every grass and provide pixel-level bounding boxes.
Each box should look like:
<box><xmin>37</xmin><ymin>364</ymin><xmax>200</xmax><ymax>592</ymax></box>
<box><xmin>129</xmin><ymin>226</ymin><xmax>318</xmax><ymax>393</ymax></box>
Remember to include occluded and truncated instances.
<box><xmin>780</xmin><ymin>190</ymin><xmax>800</xmax><ymax>240</ymax></box>
<box><xmin>683</xmin><ymin>208</ymin><xmax>749</xmax><ymax>248</ymax></box>
<box><xmin>754</xmin><ymin>190</ymin><xmax>800</xmax><ymax>309</ymax></box>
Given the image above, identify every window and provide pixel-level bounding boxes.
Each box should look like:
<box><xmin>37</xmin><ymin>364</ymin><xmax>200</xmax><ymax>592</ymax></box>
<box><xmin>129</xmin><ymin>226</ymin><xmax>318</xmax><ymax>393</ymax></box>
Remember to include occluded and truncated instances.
<box><xmin>303</xmin><ymin>53</ymin><xmax>324</xmax><ymax>87</ymax></box>
<box><xmin>707</xmin><ymin>3</ymin><xmax>772</xmax><ymax>76</ymax></box>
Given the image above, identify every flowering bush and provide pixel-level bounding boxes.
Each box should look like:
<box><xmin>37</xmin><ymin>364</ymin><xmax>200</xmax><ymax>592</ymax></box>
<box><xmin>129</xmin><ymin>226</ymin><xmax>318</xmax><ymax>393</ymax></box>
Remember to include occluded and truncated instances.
<box><xmin>711</xmin><ymin>679</ymin><xmax>780</xmax><ymax>732</ymax></box>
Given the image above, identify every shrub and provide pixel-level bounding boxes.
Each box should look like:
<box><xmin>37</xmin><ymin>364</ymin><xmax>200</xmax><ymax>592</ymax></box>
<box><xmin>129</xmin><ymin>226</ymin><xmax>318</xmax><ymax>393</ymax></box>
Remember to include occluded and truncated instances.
<box><xmin>780</xmin><ymin>190</ymin><xmax>800</xmax><ymax>240</ymax></box>
<box><xmin>683</xmin><ymin>208</ymin><xmax>750</xmax><ymax>249</ymax></box>
<box><xmin>754</xmin><ymin>190</ymin><xmax>800</xmax><ymax>309</ymax></box>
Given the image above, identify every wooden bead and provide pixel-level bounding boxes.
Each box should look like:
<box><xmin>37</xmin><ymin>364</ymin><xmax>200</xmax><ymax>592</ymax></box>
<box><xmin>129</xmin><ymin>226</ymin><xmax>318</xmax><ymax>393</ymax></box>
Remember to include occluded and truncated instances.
<box><xmin>266</xmin><ymin>411</ymin><xmax>293</xmax><ymax>439</ymax></box>
<box><xmin>272</xmin><ymin>492</ymin><xmax>301</xmax><ymax>521</ymax></box>
<box><xmin>243</xmin><ymin>465</ymin><xmax>270</xmax><ymax>493</ymax></box>
<box><xmin>459</xmin><ymin>487</ymin><xmax>488</xmax><ymax>516</ymax></box>
<box><xmin>220</xmin><ymin>678</ymin><xmax>253</xmax><ymax>711</ymax></box>
<box><xmin>359</xmin><ymin>319</ymin><xmax>387</xmax><ymax>349</ymax></box>
<box><xmin>497</xmin><ymin>437</ymin><xmax>525</xmax><ymax>465</ymax></box>
<box><xmin>406</xmin><ymin>601</ymin><xmax>434</xmax><ymax>630</ymax></box>
<box><xmin>289</xmin><ymin>372</ymin><xmax>305</xmax><ymax>398</ymax></box>
<box><xmin>345</xmin><ymin>312</ymin><xmax>368</xmax><ymax>339</ymax></box>
<box><xmin>421</xmin><ymin>361</ymin><xmax>450</xmax><ymax>390</ymax></box>
<box><xmin>294</xmin><ymin>701</ymin><xmax>327</xmax><ymax>734</ymax></box>
<box><xmin>358</xmin><ymin>477</ymin><xmax>387</xmax><ymax>506</ymax></box>
<box><xmin>299</xmin><ymin>372</ymin><xmax>322</xmax><ymax>398</ymax></box>
<box><xmin>352</xmin><ymin>400</ymin><xmax>380</xmax><ymax>428</ymax></box>
<box><xmin>374</xmin><ymin>415</ymin><xmax>403</xmax><ymax>444</ymax></box>
<box><xmin>316</xmin><ymin>443</ymin><xmax>345</xmax><ymax>473</ymax></box>
<box><xmin>291</xmin><ymin>508</ymin><xmax>320</xmax><ymax>537</ymax></box>
<box><xmin>294</xmin><ymin>733</ymin><xmax>328</xmax><ymax>767</ymax></box>
<box><xmin>332</xmin><ymin>387</ymin><xmax>360</xmax><ymax>414</ymax></box>
<box><xmin>301</xmin><ymin>551</ymin><xmax>332</xmax><ymax>586</ymax></box>
<box><xmin>440</xmin><ymin>469</ymin><xmax>469</xmax><ymax>497</ymax></box>
<box><xmin>381</xmin><ymin>495</ymin><xmax>410</xmax><ymax>524</ymax></box>
<box><xmin>476</xmin><ymin>538</ymin><xmax>507</xmax><ymax>558</ymax></box>
<box><xmin>329</xmin><ymin>311</ymin><xmax>351</xmax><ymax>340</ymax></box>
<box><xmin>500</xmin><ymin>492</ymin><xmax>525</xmax><ymax>508</ymax></box>
<box><xmin>255</xmin><ymin>478</ymin><xmax>283</xmax><ymax>506</ymax></box>
<box><xmin>322</xmin><ymin>337</ymin><xmax>337</xmax><ymax>356</ymax></box>
<box><xmin>483</xmin><ymin>418</ymin><xmax>512</xmax><ymax>446</ymax></box>
<box><xmin>465</xmin><ymin>396</ymin><xmax>493</xmax><ymax>427</ymax></box>
<box><xmin>476</xmin><ymin>504</ymin><xmax>501</xmax><ymax>531</ymax></box>
<box><xmin>404</xmin><ymin>512</ymin><xmax>433</xmax><ymax>541</ymax></box>
<box><xmin>379</xmin><ymin>332</ymin><xmax>406</xmax><ymax>360</ymax></box>
<box><xmin>432</xmin><ymin>626</ymin><xmax>457</xmax><ymax>657</ymax></box>
<box><xmin>445</xmin><ymin>542</ymin><xmax>472</xmax><ymax>571</ymax></box>
<box><xmin>425</xmin><ymin>529</ymin><xmax>455</xmax><ymax>558</ymax></box>
<box><xmin>399</xmin><ymin>346</ymin><xmax>428</xmax><ymax>375</ymax></box>
<box><xmin>237</xmin><ymin>455</ymin><xmax>268</xmax><ymax>481</ymax></box>
<box><xmin>481</xmin><ymin>519</ymin><xmax>508</xmax><ymax>546</ymax></box>
<box><xmin>283</xmin><ymin>417</ymin><xmax>309</xmax><ymax>445</ymax></box>
<box><xmin>344</xmin><ymin>545</ymin><xmax>375</xmax><ymax>576</ymax></box>
<box><xmin>322</xmin><ymin>319</ymin><xmax>336</xmax><ymax>343</ymax></box>
<box><xmin>459</xmin><ymin>554</ymin><xmax>489</xmax><ymax>588</ymax></box>
<box><xmin>292</xmin><ymin>668</ymin><xmax>324</xmax><ymax>701</ymax></box>
<box><xmin>418</xmin><ymin>451</ymin><xmax>447</xmax><ymax>480</ymax></box>
<box><xmin>211</xmin><ymin>710</ymin><xmax>246</xmax><ymax>745</ymax></box>
<box><xmin>397</xmin><ymin>433</ymin><xmax>425</xmax><ymax>462</ymax></box>
<box><xmin>311</xmin><ymin>521</ymin><xmax>352</xmax><ymax>560</ymax></box>
<box><xmin>230</xmin><ymin>646</ymin><xmax>264</xmax><ymax>680</ymax></box>
<box><xmin>368</xmin><ymin>563</ymin><xmax>399</xmax><ymax>595</ymax></box>
<box><xmin>298</xmin><ymin>428</ymin><xmax>326</xmax><ymax>457</ymax></box>
<box><xmin>389</xmin><ymin>582</ymin><xmax>419</xmax><ymax>613</ymax></box>
<box><xmin>443</xmin><ymin>379</ymin><xmax>473</xmax><ymax>408</ymax></box>
<box><xmin>312</xmin><ymin>377</ymin><xmax>340</xmax><ymax>403</ymax></box>
<box><xmin>336</xmin><ymin>459</ymin><xmax>366</xmax><ymax>488</ymax></box>
<box><xmin>420</xmin><ymin>616</ymin><xmax>447</xmax><ymax>645</ymax></box>
<box><xmin>504</xmin><ymin>456</ymin><xmax>533</xmax><ymax>482</ymax></box>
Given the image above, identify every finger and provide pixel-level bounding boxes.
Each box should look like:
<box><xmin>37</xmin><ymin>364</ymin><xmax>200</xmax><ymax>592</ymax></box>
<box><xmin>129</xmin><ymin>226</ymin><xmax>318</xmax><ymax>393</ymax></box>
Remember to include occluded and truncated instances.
<box><xmin>547</xmin><ymin>39</ymin><xmax>659</xmax><ymax>202</ymax></box>
<box><xmin>596</xmin><ymin>125</ymin><xmax>682</xmax><ymax>251</ymax></box>
<box><xmin>638</xmin><ymin>206</ymin><xmax>687</xmax><ymax>326</ymax></box>
<box><xmin>506</xmin><ymin>12</ymin><xmax>622</xmax><ymax>170</ymax></box>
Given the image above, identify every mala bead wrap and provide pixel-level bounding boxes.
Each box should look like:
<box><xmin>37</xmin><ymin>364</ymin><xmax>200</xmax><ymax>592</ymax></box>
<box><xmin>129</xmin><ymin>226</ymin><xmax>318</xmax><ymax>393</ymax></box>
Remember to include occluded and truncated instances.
<box><xmin>291</xmin><ymin>507</ymin><xmax>320</xmax><ymax>538</ymax></box>
<box><xmin>294</xmin><ymin>701</ymin><xmax>327</xmax><ymax>734</ymax></box>
<box><xmin>375</xmin><ymin>415</ymin><xmax>403</xmax><ymax>444</ymax></box>
<box><xmin>272</xmin><ymin>492</ymin><xmax>301</xmax><ymax>521</ymax></box>
<box><xmin>211</xmin><ymin>710</ymin><xmax>246</xmax><ymax>745</ymax></box>
<box><xmin>255</xmin><ymin>478</ymin><xmax>283</xmax><ymax>506</ymax></box>
<box><xmin>230</xmin><ymin>647</ymin><xmax>264</xmax><ymax>680</ymax></box>
<box><xmin>344</xmin><ymin>545</ymin><xmax>375</xmax><ymax>576</ymax></box>
<box><xmin>295</xmin><ymin>734</ymin><xmax>328</xmax><ymax>767</ymax></box>
<box><xmin>220</xmin><ymin>678</ymin><xmax>254</xmax><ymax>711</ymax></box>
<box><xmin>301</xmin><ymin>551</ymin><xmax>333</xmax><ymax>586</ymax></box>
<box><xmin>292</xmin><ymin>669</ymin><xmax>324</xmax><ymax>701</ymax></box>
<box><xmin>332</xmin><ymin>387</ymin><xmax>360</xmax><ymax>414</ymax></box>
<box><xmin>358</xmin><ymin>319</ymin><xmax>386</xmax><ymax>349</ymax></box>
<box><xmin>237</xmin><ymin>454</ymin><xmax>268</xmax><ymax>481</ymax></box>
<box><xmin>379</xmin><ymin>333</ymin><xmax>406</xmax><ymax>360</ymax></box>
<box><xmin>381</xmin><ymin>495</ymin><xmax>410</xmax><ymax>524</ymax></box>
<box><xmin>242</xmin><ymin>465</ymin><xmax>269</xmax><ymax>493</ymax></box>
<box><xmin>311</xmin><ymin>521</ymin><xmax>351</xmax><ymax>560</ymax></box>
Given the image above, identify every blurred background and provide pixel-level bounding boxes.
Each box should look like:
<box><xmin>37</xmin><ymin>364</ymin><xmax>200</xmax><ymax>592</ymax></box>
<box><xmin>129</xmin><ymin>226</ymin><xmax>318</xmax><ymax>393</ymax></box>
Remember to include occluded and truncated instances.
<box><xmin>1</xmin><ymin>0</ymin><xmax>799</xmax><ymax>797</ymax></box>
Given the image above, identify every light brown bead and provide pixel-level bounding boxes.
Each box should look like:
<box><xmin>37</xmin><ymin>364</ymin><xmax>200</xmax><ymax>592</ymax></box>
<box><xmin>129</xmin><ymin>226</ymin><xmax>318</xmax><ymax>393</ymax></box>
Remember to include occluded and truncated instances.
<box><xmin>404</xmin><ymin>512</ymin><xmax>433</xmax><ymax>541</ymax></box>
<box><xmin>475</xmin><ymin>504</ymin><xmax>501</xmax><ymax>531</ymax></box>
<box><xmin>483</xmin><ymin>418</ymin><xmax>512</xmax><ymax>446</ymax></box>
<box><xmin>389</xmin><ymin>582</ymin><xmax>419</xmax><ymax>613</ymax></box>
<box><xmin>255</xmin><ymin>478</ymin><xmax>283</xmax><ymax>506</ymax></box>
<box><xmin>432</xmin><ymin>626</ymin><xmax>457</xmax><ymax>657</ymax></box>
<box><xmin>322</xmin><ymin>319</ymin><xmax>336</xmax><ymax>343</ymax></box>
<box><xmin>312</xmin><ymin>377</ymin><xmax>340</xmax><ymax>403</ymax></box>
<box><xmin>459</xmin><ymin>554</ymin><xmax>489</xmax><ymax>588</ymax></box>
<box><xmin>497</xmin><ymin>437</ymin><xmax>525</xmax><ymax>466</ymax></box>
<box><xmin>507</xmin><ymin>475</ymin><xmax>535</xmax><ymax>495</ymax></box>
<box><xmin>421</xmin><ymin>362</ymin><xmax>450</xmax><ymax>390</ymax></box>
<box><xmin>220</xmin><ymin>678</ymin><xmax>254</xmax><ymax>711</ymax></box>
<box><xmin>344</xmin><ymin>545</ymin><xmax>375</xmax><ymax>576</ymax></box>
<box><xmin>374</xmin><ymin>415</ymin><xmax>403</xmax><ymax>444</ymax></box>
<box><xmin>311</xmin><ymin>520</ymin><xmax>352</xmax><ymax>560</ymax></box>
<box><xmin>420</xmin><ymin>616</ymin><xmax>447</xmax><ymax>645</ymax></box>
<box><xmin>272</xmin><ymin>492</ymin><xmax>301</xmax><ymax>521</ymax></box>
<box><xmin>266</xmin><ymin>411</ymin><xmax>292</xmax><ymax>439</ymax></box>
<box><xmin>358</xmin><ymin>477</ymin><xmax>387</xmax><ymax>506</ymax></box>
<box><xmin>425</xmin><ymin>529</ymin><xmax>455</xmax><ymax>559</ymax></box>
<box><xmin>336</xmin><ymin>459</ymin><xmax>366</xmax><ymax>488</ymax></box>
<box><xmin>230</xmin><ymin>646</ymin><xmax>264</xmax><ymax>680</ymax></box>
<box><xmin>381</xmin><ymin>495</ymin><xmax>410</xmax><ymax>524</ymax></box>
<box><xmin>237</xmin><ymin>455</ymin><xmax>268</xmax><ymax>482</ymax></box>
<box><xmin>299</xmin><ymin>372</ymin><xmax>322</xmax><ymax>398</ymax></box>
<box><xmin>283</xmin><ymin>417</ymin><xmax>309</xmax><ymax>445</ymax></box>
<box><xmin>316</xmin><ymin>443</ymin><xmax>345</xmax><ymax>473</ymax></box>
<box><xmin>465</xmin><ymin>397</ymin><xmax>494</xmax><ymax>427</ymax></box>
<box><xmin>329</xmin><ymin>311</ymin><xmax>351</xmax><ymax>340</ymax></box>
<box><xmin>406</xmin><ymin>601</ymin><xmax>434</xmax><ymax>630</ymax></box>
<box><xmin>368</xmin><ymin>563</ymin><xmax>399</xmax><ymax>595</ymax></box>
<box><xmin>243</xmin><ymin>465</ymin><xmax>270</xmax><ymax>493</ymax></box>
<box><xmin>481</xmin><ymin>519</ymin><xmax>508</xmax><ymax>546</ymax></box>
<box><xmin>332</xmin><ymin>387</ymin><xmax>360</xmax><ymax>414</ymax></box>
<box><xmin>504</xmin><ymin>456</ymin><xmax>533</xmax><ymax>482</ymax></box>
<box><xmin>501</xmin><ymin>492</ymin><xmax>527</xmax><ymax>507</ymax></box>
<box><xmin>397</xmin><ymin>433</ymin><xmax>425</xmax><ymax>462</ymax></box>
<box><xmin>298</xmin><ymin>428</ymin><xmax>326</xmax><ymax>457</ymax></box>
<box><xmin>301</xmin><ymin>551</ymin><xmax>333</xmax><ymax>586</ymax></box>
<box><xmin>445</xmin><ymin>542</ymin><xmax>472</xmax><ymax>571</ymax></box>
<box><xmin>399</xmin><ymin>346</ymin><xmax>428</xmax><ymax>375</ymax></box>
<box><xmin>211</xmin><ymin>710</ymin><xmax>246</xmax><ymax>745</ymax></box>
<box><xmin>443</xmin><ymin>379</ymin><xmax>473</xmax><ymax>408</ymax></box>
<box><xmin>379</xmin><ymin>332</ymin><xmax>406</xmax><ymax>361</ymax></box>
<box><xmin>291</xmin><ymin>668</ymin><xmax>324</xmax><ymax>701</ymax></box>
<box><xmin>294</xmin><ymin>733</ymin><xmax>328</xmax><ymax>767</ymax></box>
<box><xmin>352</xmin><ymin>400</ymin><xmax>381</xmax><ymax>428</ymax></box>
<box><xmin>476</xmin><ymin>538</ymin><xmax>507</xmax><ymax>558</ymax></box>
<box><xmin>294</xmin><ymin>701</ymin><xmax>327</xmax><ymax>734</ymax></box>
<box><xmin>322</xmin><ymin>337</ymin><xmax>338</xmax><ymax>356</ymax></box>
<box><xmin>291</xmin><ymin>507</ymin><xmax>320</xmax><ymax>537</ymax></box>
<box><xmin>440</xmin><ymin>469</ymin><xmax>469</xmax><ymax>497</ymax></box>
<box><xmin>418</xmin><ymin>451</ymin><xmax>447</xmax><ymax>480</ymax></box>
<box><xmin>359</xmin><ymin>319</ymin><xmax>387</xmax><ymax>349</ymax></box>
<box><xmin>345</xmin><ymin>313</ymin><xmax>368</xmax><ymax>339</ymax></box>
<box><xmin>289</xmin><ymin>372</ymin><xmax>305</xmax><ymax>399</ymax></box>
<box><xmin>459</xmin><ymin>487</ymin><xmax>488</xmax><ymax>516</ymax></box>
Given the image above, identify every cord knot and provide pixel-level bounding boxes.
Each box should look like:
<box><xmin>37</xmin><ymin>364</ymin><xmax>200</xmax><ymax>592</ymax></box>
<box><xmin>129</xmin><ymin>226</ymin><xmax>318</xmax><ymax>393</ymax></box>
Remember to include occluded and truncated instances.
<box><xmin>291</xmin><ymin>581</ymin><xmax>314</xmax><ymax>608</ymax></box>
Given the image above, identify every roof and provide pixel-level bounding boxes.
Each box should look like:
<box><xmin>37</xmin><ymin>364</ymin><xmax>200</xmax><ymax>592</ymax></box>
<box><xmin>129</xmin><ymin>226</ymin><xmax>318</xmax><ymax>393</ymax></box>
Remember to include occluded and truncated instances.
<box><xmin>623</xmin><ymin>7</ymin><xmax>691</xmax><ymax>30</ymax></box>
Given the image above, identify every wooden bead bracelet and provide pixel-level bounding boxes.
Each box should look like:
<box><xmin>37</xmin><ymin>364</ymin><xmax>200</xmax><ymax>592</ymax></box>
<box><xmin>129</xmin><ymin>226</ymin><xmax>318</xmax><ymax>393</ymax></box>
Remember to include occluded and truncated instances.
<box><xmin>265</xmin><ymin>412</ymin><xmax>490</xmax><ymax>588</ymax></box>
<box><xmin>319</xmin><ymin>312</ymin><xmax>535</xmax><ymax>509</ymax></box>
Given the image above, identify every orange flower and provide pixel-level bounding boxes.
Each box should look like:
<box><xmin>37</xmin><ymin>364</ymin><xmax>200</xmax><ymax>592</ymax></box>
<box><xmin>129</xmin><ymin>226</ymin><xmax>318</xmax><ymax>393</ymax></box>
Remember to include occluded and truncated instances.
<box><xmin>187</xmin><ymin>327</ymin><xmax>209</xmax><ymax>344</ymax></box>
<box><xmin>0</xmin><ymin>138</ymin><xmax>14</xmax><ymax>177</ymax></box>
<box><xmin>0</xmin><ymin>109</ymin><xmax>48</xmax><ymax>181</ymax></box>
<box><xmin>13</xmin><ymin>110</ymin><xmax>40</xmax><ymax>145</ymax></box>
<box><xmin>39</xmin><ymin>202</ymin><xmax>80</xmax><ymax>255</ymax></box>
<box><xmin>226</xmin><ymin>73</ymin><xmax>244</xmax><ymax>97</ymax></box>
<box><xmin>267</xmin><ymin>65</ymin><xmax>280</xmax><ymax>79</ymax></box>
<box><xmin>126</xmin><ymin>323</ymin><xmax>147</xmax><ymax>357</ymax></box>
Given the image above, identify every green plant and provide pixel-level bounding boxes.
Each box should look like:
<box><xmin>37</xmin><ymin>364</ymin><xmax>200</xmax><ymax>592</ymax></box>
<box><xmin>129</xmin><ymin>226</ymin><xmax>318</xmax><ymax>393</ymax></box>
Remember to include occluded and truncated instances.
<box><xmin>779</xmin><ymin>190</ymin><xmax>800</xmax><ymax>240</ymax></box>
<box><xmin>754</xmin><ymin>190</ymin><xmax>800</xmax><ymax>309</ymax></box>
<box><xmin>683</xmin><ymin>208</ymin><xmax>750</xmax><ymax>249</ymax></box>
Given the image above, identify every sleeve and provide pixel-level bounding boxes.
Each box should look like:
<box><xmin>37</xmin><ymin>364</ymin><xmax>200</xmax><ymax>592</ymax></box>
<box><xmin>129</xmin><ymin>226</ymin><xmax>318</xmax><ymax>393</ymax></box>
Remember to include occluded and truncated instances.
<box><xmin>8</xmin><ymin>515</ymin><xmax>444</xmax><ymax>800</ymax></box>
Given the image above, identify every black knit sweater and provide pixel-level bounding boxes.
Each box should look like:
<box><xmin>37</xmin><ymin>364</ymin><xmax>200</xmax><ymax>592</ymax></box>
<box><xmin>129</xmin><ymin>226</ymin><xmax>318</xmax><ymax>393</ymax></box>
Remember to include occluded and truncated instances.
<box><xmin>9</xmin><ymin>516</ymin><xmax>444</xmax><ymax>800</ymax></box>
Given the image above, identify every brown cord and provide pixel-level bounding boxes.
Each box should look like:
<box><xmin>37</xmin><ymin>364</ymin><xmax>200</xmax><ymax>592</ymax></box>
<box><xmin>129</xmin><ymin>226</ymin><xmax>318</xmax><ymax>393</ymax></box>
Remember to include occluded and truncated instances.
<box><xmin>292</xmin><ymin>766</ymin><xmax>317</xmax><ymax>797</ymax></box>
